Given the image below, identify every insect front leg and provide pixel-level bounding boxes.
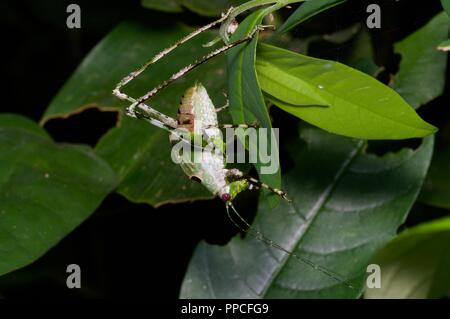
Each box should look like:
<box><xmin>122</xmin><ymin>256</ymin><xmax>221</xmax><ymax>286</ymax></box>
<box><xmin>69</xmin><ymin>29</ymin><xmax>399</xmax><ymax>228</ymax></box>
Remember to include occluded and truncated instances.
<box><xmin>215</xmin><ymin>100</ymin><xmax>229</xmax><ymax>113</ymax></box>
<box><xmin>225</xmin><ymin>168</ymin><xmax>290</xmax><ymax>201</ymax></box>
<box><xmin>215</xmin><ymin>124</ymin><xmax>259</xmax><ymax>129</ymax></box>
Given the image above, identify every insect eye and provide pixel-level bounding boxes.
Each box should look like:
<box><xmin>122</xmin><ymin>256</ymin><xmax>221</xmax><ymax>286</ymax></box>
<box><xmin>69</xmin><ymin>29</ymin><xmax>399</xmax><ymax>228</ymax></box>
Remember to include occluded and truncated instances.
<box><xmin>221</xmin><ymin>193</ymin><xmax>231</xmax><ymax>202</ymax></box>
<box><xmin>190</xmin><ymin>176</ymin><xmax>202</xmax><ymax>183</ymax></box>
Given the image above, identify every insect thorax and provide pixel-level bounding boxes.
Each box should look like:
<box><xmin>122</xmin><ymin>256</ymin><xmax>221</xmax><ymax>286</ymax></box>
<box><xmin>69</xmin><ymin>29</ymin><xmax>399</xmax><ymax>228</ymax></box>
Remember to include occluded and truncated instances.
<box><xmin>177</xmin><ymin>83</ymin><xmax>218</xmax><ymax>134</ymax></box>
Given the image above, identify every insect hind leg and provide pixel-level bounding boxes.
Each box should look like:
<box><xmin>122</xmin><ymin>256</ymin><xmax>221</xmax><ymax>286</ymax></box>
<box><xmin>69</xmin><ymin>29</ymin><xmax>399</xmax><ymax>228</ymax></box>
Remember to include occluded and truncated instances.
<box><xmin>132</xmin><ymin>24</ymin><xmax>266</xmax><ymax>108</ymax></box>
<box><xmin>113</xmin><ymin>7</ymin><xmax>234</xmax><ymax>102</ymax></box>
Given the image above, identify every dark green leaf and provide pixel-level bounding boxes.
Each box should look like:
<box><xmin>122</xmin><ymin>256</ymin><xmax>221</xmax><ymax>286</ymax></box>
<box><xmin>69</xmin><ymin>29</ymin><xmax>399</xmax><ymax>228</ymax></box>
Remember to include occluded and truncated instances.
<box><xmin>277</xmin><ymin>0</ymin><xmax>347</xmax><ymax>34</ymax></box>
<box><xmin>442</xmin><ymin>0</ymin><xmax>450</xmax><ymax>17</ymax></box>
<box><xmin>141</xmin><ymin>0</ymin><xmax>247</xmax><ymax>16</ymax></box>
<box><xmin>392</xmin><ymin>12</ymin><xmax>450</xmax><ymax>109</ymax></box>
<box><xmin>227</xmin><ymin>10</ymin><xmax>281</xmax><ymax>204</ymax></box>
<box><xmin>344</xmin><ymin>27</ymin><xmax>378</xmax><ymax>75</ymax></box>
<box><xmin>183</xmin><ymin>0</ymin><xmax>247</xmax><ymax>17</ymax></box>
<box><xmin>420</xmin><ymin>146</ymin><xmax>450</xmax><ymax>209</ymax></box>
<box><xmin>365</xmin><ymin>217</ymin><xmax>450</xmax><ymax>299</ymax></box>
<box><xmin>256</xmin><ymin>43</ymin><xmax>437</xmax><ymax>139</ymax></box>
<box><xmin>180</xmin><ymin>127</ymin><xmax>434</xmax><ymax>298</ymax></box>
<box><xmin>0</xmin><ymin>113</ymin><xmax>50</xmax><ymax>139</ymax></box>
<box><xmin>0</xmin><ymin>114</ymin><xmax>117</xmax><ymax>277</ymax></box>
<box><xmin>140</xmin><ymin>0</ymin><xmax>183</xmax><ymax>13</ymax></box>
<box><xmin>43</xmin><ymin>21</ymin><xmax>230</xmax><ymax>206</ymax></box>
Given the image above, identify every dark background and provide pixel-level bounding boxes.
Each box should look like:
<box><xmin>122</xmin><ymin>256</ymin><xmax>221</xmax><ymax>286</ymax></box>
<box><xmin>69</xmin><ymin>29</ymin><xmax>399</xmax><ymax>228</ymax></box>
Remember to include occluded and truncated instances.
<box><xmin>0</xmin><ymin>0</ymin><xmax>447</xmax><ymax>298</ymax></box>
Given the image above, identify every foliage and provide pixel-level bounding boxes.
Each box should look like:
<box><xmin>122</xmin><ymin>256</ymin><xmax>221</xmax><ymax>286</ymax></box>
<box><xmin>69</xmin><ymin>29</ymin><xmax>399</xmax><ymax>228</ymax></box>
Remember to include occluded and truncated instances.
<box><xmin>0</xmin><ymin>114</ymin><xmax>117</xmax><ymax>276</ymax></box>
<box><xmin>365</xmin><ymin>216</ymin><xmax>450</xmax><ymax>299</ymax></box>
<box><xmin>1</xmin><ymin>0</ymin><xmax>450</xmax><ymax>299</ymax></box>
<box><xmin>181</xmin><ymin>128</ymin><xmax>433</xmax><ymax>298</ymax></box>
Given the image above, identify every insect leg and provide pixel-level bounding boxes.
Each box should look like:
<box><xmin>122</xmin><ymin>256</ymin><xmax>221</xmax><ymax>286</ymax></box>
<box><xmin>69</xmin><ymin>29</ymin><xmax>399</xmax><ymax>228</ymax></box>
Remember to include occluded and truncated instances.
<box><xmin>209</xmin><ymin>123</ymin><xmax>258</xmax><ymax>129</ymax></box>
<box><xmin>225</xmin><ymin>168</ymin><xmax>290</xmax><ymax>201</ymax></box>
<box><xmin>215</xmin><ymin>92</ymin><xmax>229</xmax><ymax>113</ymax></box>
<box><xmin>132</xmin><ymin>25</ymin><xmax>265</xmax><ymax>109</ymax></box>
<box><xmin>112</xmin><ymin>7</ymin><xmax>234</xmax><ymax>102</ymax></box>
<box><xmin>137</xmin><ymin>115</ymin><xmax>174</xmax><ymax>133</ymax></box>
<box><xmin>124</xmin><ymin>97</ymin><xmax>178</xmax><ymax>128</ymax></box>
<box><xmin>137</xmin><ymin>113</ymin><xmax>203</xmax><ymax>149</ymax></box>
<box><xmin>215</xmin><ymin>100</ymin><xmax>229</xmax><ymax>113</ymax></box>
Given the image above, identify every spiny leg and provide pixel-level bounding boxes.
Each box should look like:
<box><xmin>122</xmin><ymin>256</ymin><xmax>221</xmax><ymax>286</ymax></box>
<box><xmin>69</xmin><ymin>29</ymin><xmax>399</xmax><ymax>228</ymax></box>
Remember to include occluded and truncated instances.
<box><xmin>136</xmin><ymin>114</ymin><xmax>174</xmax><ymax>134</ymax></box>
<box><xmin>225</xmin><ymin>168</ymin><xmax>290</xmax><ymax>201</ymax></box>
<box><xmin>215</xmin><ymin>99</ymin><xmax>229</xmax><ymax>113</ymax></box>
<box><xmin>247</xmin><ymin>177</ymin><xmax>290</xmax><ymax>201</ymax></box>
<box><xmin>128</xmin><ymin>98</ymin><xmax>178</xmax><ymax>128</ymax></box>
<box><xmin>112</xmin><ymin>8</ymin><xmax>236</xmax><ymax>127</ymax></box>
<box><xmin>206</xmin><ymin>123</ymin><xmax>259</xmax><ymax>129</ymax></box>
<box><xmin>130</xmin><ymin>25</ymin><xmax>265</xmax><ymax>112</ymax></box>
<box><xmin>137</xmin><ymin>113</ymin><xmax>203</xmax><ymax>149</ymax></box>
<box><xmin>113</xmin><ymin>7</ymin><xmax>234</xmax><ymax>102</ymax></box>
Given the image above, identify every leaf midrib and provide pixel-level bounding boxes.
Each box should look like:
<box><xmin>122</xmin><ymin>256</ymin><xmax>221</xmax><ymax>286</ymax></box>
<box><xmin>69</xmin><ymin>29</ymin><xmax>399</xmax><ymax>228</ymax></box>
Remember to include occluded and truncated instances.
<box><xmin>256</xmin><ymin>60</ymin><xmax>434</xmax><ymax>134</ymax></box>
<box><xmin>260</xmin><ymin>140</ymin><xmax>365</xmax><ymax>297</ymax></box>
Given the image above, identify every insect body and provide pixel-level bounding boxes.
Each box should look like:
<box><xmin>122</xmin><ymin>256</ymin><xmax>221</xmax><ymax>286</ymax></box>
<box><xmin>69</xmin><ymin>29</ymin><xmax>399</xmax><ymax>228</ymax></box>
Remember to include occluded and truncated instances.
<box><xmin>112</xmin><ymin>13</ymin><xmax>287</xmax><ymax>204</ymax></box>
<box><xmin>170</xmin><ymin>83</ymin><xmax>252</xmax><ymax>203</ymax></box>
<box><xmin>112</xmin><ymin>10</ymin><xmax>354</xmax><ymax>290</ymax></box>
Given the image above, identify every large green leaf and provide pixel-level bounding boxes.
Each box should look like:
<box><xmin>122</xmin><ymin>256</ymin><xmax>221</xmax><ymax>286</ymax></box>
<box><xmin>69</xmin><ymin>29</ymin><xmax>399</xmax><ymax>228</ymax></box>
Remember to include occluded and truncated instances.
<box><xmin>256</xmin><ymin>43</ymin><xmax>437</xmax><ymax>140</ymax></box>
<box><xmin>43</xmin><ymin>21</ymin><xmax>232</xmax><ymax>207</ymax></box>
<box><xmin>392</xmin><ymin>12</ymin><xmax>450</xmax><ymax>109</ymax></box>
<box><xmin>365</xmin><ymin>217</ymin><xmax>450</xmax><ymax>299</ymax></box>
<box><xmin>277</xmin><ymin>0</ymin><xmax>347</xmax><ymax>33</ymax></box>
<box><xmin>180</xmin><ymin>127</ymin><xmax>434</xmax><ymax>298</ymax></box>
<box><xmin>227</xmin><ymin>10</ymin><xmax>281</xmax><ymax>204</ymax></box>
<box><xmin>0</xmin><ymin>114</ymin><xmax>117</xmax><ymax>277</ymax></box>
<box><xmin>420</xmin><ymin>145</ymin><xmax>450</xmax><ymax>209</ymax></box>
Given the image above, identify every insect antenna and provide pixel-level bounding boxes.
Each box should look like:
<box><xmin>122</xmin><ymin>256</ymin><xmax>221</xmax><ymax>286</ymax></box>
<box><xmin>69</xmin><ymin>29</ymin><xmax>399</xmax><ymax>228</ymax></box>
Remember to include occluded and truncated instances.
<box><xmin>225</xmin><ymin>202</ymin><xmax>356</xmax><ymax>290</ymax></box>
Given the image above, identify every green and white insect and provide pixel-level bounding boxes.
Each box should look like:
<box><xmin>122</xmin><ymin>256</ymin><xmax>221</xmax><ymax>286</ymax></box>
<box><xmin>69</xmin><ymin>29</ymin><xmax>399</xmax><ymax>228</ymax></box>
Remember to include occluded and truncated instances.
<box><xmin>113</xmin><ymin>10</ymin><xmax>287</xmax><ymax>205</ymax></box>
<box><xmin>112</xmin><ymin>9</ymin><xmax>354</xmax><ymax>289</ymax></box>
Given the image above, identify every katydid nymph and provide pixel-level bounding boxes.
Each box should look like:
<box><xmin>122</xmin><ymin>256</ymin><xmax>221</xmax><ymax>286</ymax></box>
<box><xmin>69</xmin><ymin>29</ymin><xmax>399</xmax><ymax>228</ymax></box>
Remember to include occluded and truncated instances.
<box><xmin>112</xmin><ymin>8</ymin><xmax>355</xmax><ymax>290</ymax></box>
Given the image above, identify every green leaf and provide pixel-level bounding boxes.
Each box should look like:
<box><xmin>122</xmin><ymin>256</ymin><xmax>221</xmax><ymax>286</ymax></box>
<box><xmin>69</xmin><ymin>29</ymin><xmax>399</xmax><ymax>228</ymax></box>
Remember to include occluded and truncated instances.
<box><xmin>419</xmin><ymin>146</ymin><xmax>450</xmax><ymax>209</ymax></box>
<box><xmin>442</xmin><ymin>0</ymin><xmax>450</xmax><ymax>17</ymax></box>
<box><xmin>0</xmin><ymin>113</ymin><xmax>50</xmax><ymax>139</ymax></box>
<box><xmin>141</xmin><ymin>0</ymin><xmax>247</xmax><ymax>16</ymax></box>
<box><xmin>183</xmin><ymin>0</ymin><xmax>247</xmax><ymax>17</ymax></box>
<box><xmin>0</xmin><ymin>114</ymin><xmax>117</xmax><ymax>277</ymax></box>
<box><xmin>345</xmin><ymin>27</ymin><xmax>378</xmax><ymax>75</ymax></box>
<box><xmin>392</xmin><ymin>12</ymin><xmax>450</xmax><ymax>109</ymax></box>
<box><xmin>227</xmin><ymin>10</ymin><xmax>281</xmax><ymax>204</ymax></box>
<box><xmin>140</xmin><ymin>0</ymin><xmax>183</xmax><ymax>13</ymax></box>
<box><xmin>180</xmin><ymin>127</ymin><xmax>434</xmax><ymax>298</ymax></box>
<box><xmin>365</xmin><ymin>217</ymin><xmax>450</xmax><ymax>299</ymax></box>
<box><xmin>256</xmin><ymin>43</ymin><xmax>437</xmax><ymax>140</ymax></box>
<box><xmin>43</xmin><ymin>21</ymin><xmax>229</xmax><ymax>207</ymax></box>
<box><xmin>437</xmin><ymin>38</ymin><xmax>450</xmax><ymax>51</ymax></box>
<box><xmin>277</xmin><ymin>0</ymin><xmax>347</xmax><ymax>34</ymax></box>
